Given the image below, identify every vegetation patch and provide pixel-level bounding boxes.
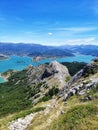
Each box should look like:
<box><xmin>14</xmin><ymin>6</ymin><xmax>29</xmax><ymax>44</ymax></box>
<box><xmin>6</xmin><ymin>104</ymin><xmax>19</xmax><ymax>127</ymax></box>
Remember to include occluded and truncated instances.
<box><xmin>65</xmin><ymin>76</ymin><xmax>71</xmax><ymax>82</ymax></box>
<box><xmin>0</xmin><ymin>70</ymin><xmax>32</xmax><ymax>118</ymax></box>
<box><xmin>11</xmin><ymin>107</ymin><xmax>45</xmax><ymax>121</ymax></box>
<box><xmin>39</xmin><ymin>87</ymin><xmax>59</xmax><ymax>102</ymax></box>
<box><xmin>62</xmin><ymin>62</ymin><xmax>86</xmax><ymax>76</ymax></box>
<box><xmin>48</xmin><ymin>104</ymin><xmax>98</xmax><ymax>130</ymax></box>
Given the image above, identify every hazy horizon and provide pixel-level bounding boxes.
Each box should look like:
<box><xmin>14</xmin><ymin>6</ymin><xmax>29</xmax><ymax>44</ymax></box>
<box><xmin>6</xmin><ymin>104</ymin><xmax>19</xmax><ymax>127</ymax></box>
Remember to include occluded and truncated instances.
<box><xmin>0</xmin><ymin>0</ymin><xmax>98</xmax><ymax>46</ymax></box>
<box><xmin>1</xmin><ymin>42</ymin><xmax>98</xmax><ymax>47</ymax></box>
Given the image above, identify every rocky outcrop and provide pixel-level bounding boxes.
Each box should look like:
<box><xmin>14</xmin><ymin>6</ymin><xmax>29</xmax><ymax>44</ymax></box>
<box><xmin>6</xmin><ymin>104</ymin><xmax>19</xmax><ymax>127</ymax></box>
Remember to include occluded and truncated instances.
<box><xmin>59</xmin><ymin>59</ymin><xmax>98</xmax><ymax>101</ymax></box>
<box><xmin>9</xmin><ymin>113</ymin><xmax>36</xmax><ymax>130</ymax></box>
<box><xmin>26</xmin><ymin>61</ymin><xmax>70</xmax><ymax>89</ymax></box>
<box><xmin>69</xmin><ymin>65</ymin><xmax>98</xmax><ymax>85</ymax></box>
<box><xmin>0</xmin><ymin>54</ymin><xmax>8</xmax><ymax>60</ymax></box>
<box><xmin>49</xmin><ymin>61</ymin><xmax>70</xmax><ymax>87</ymax></box>
<box><xmin>8</xmin><ymin>99</ymin><xmax>61</xmax><ymax>130</ymax></box>
<box><xmin>25</xmin><ymin>61</ymin><xmax>70</xmax><ymax>104</ymax></box>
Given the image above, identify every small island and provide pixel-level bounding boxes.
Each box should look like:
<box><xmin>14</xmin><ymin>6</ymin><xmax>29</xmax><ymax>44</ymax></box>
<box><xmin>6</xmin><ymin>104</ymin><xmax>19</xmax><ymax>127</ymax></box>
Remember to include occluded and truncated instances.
<box><xmin>0</xmin><ymin>54</ymin><xmax>8</xmax><ymax>60</ymax></box>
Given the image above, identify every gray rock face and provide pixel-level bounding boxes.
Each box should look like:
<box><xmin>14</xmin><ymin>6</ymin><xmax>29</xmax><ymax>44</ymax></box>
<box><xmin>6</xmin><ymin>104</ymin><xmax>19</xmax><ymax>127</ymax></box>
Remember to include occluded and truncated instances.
<box><xmin>9</xmin><ymin>113</ymin><xmax>35</xmax><ymax>130</ymax></box>
<box><xmin>26</xmin><ymin>61</ymin><xmax>70</xmax><ymax>88</ymax></box>
<box><xmin>25</xmin><ymin>61</ymin><xmax>70</xmax><ymax>104</ymax></box>
<box><xmin>49</xmin><ymin>61</ymin><xmax>69</xmax><ymax>76</ymax></box>
<box><xmin>62</xmin><ymin>79</ymin><xmax>97</xmax><ymax>101</ymax></box>
<box><xmin>69</xmin><ymin>61</ymin><xmax>98</xmax><ymax>86</ymax></box>
<box><xmin>49</xmin><ymin>61</ymin><xmax>70</xmax><ymax>87</ymax></box>
<box><xmin>60</xmin><ymin>60</ymin><xmax>98</xmax><ymax>101</ymax></box>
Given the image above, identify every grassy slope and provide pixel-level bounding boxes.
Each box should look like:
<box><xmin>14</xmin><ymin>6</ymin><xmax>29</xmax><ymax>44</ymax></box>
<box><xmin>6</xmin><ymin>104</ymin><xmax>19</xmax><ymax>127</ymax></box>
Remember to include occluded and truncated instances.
<box><xmin>0</xmin><ymin>62</ymin><xmax>97</xmax><ymax>130</ymax></box>
<box><xmin>46</xmin><ymin>85</ymin><xmax>98</xmax><ymax>130</ymax></box>
<box><xmin>22</xmin><ymin>84</ymin><xmax>98</xmax><ymax>130</ymax></box>
<box><xmin>27</xmin><ymin>94</ymin><xmax>98</xmax><ymax>130</ymax></box>
<box><xmin>48</xmin><ymin>104</ymin><xmax>98</xmax><ymax>130</ymax></box>
<box><xmin>0</xmin><ymin>84</ymin><xmax>98</xmax><ymax>130</ymax></box>
<box><xmin>0</xmin><ymin>106</ymin><xmax>45</xmax><ymax>130</ymax></box>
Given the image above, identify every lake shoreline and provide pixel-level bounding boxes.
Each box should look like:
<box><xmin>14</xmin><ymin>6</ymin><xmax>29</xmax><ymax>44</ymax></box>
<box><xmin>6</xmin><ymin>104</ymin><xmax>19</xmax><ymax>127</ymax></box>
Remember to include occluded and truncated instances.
<box><xmin>0</xmin><ymin>73</ymin><xmax>8</xmax><ymax>83</ymax></box>
<box><xmin>0</xmin><ymin>54</ymin><xmax>96</xmax><ymax>83</ymax></box>
<box><xmin>0</xmin><ymin>54</ymin><xmax>9</xmax><ymax>61</ymax></box>
<box><xmin>0</xmin><ymin>54</ymin><xmax>96</xmax><ymax>73</ymax></box>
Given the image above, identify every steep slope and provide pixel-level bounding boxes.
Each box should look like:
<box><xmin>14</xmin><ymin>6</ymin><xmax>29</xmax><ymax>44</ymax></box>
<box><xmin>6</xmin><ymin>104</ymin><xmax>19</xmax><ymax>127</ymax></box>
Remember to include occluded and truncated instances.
<box><xmin>27</xmin><ymin>61</ymin><xmax>70</xmax><ymax>89</ymax></box>
<box><xmin>44</xmin><ymin>59</ymin><xmax>98</xmax><ymax>130</ymax></box>
<box><xmin>1</xmin><ymin>59</ymin><xmax>98</xmax><ymax>130</ymax></box>
<box><xmin>26</xmin><ymin>61</ymin><xmax>70</xmax><ymax>104</ymax></box>
<box><xmin>59</xmin><ymin>58</ymin><xmax>98</xmax><ymax>101</ymax></box>
<box><xmin>0</xmin><ymin>61</ymin><xmax>70</xmax><ymax>118</ymax></box>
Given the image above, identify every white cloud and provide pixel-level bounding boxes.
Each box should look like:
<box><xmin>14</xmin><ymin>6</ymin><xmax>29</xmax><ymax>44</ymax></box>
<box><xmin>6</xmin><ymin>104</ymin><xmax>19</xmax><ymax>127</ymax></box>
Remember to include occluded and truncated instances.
<box><xmin>62</xmin><ymin>37</ymin><xmax>97</xmax><ymax>45</ymax></box>
<box><xmin>48</xmin><ymin>32</ymin><xmax>53</xmax><ymax>35</ymax></box>
<box><xmin>50</xmin><ymin>27</ymin><xmax>97</xmax><ymax>33</ymax></box>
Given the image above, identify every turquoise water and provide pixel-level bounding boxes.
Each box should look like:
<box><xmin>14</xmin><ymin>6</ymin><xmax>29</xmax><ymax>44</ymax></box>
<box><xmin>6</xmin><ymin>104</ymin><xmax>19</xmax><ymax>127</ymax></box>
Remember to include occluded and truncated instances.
<box><xmin>0</xmin><ymin>77</ymin><xmax>6</xmax><ymax>83</ymax></box>
<box><xmin>0</xmin><ymin>55</ymin><xmax>96</xmax><ymax>73</ymax></box>
<box><xmin>36</xmin><ymin>55</ymin><xmax>96</xmax><ymax>65</ymax></box>
<box><xmin>0</xmin><ymin>54</ymin><xmax>96</xmax><ymax>83</ymax></box>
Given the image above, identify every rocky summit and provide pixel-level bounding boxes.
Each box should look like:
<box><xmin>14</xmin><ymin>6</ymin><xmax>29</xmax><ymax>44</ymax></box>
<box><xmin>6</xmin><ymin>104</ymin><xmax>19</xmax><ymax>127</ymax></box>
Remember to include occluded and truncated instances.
<box><xmin>26</xmin><ymin>61</ymin><xmax>70</xmax><ymax>89</ymax></box>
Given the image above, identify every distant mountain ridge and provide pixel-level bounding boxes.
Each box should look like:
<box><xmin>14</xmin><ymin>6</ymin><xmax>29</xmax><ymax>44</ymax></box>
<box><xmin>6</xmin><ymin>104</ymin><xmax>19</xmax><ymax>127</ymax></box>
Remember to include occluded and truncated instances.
<box><xmin>60</xmin><ymin>45</ymin><xmax>98</xmax><ymax>56</ymax></box>
<box><xmin>0</xmin><ymin>42</ymin><xmax>73</xmax><ymax>57</ymax></box>
<box><xmin>0</xmin><ymin>42</ymin><xmax>98</xmax><ymax>57</ymax></box>
<box><xmin>0</xmin><ymin>42</ymin><xmax>51</xmax><ymax>56</ymax></box>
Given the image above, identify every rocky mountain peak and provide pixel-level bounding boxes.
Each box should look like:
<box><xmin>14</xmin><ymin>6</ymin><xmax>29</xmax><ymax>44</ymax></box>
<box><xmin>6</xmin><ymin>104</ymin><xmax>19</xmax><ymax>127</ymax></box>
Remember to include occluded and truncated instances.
<box><xmin>49</xmin><ymin>61</ymin><xmax>69</xmax><ymax>75</ymax></box>
<box><xmin>26</xmin><ymin>61</ymin><xmax>70</xmax><ymax>89</ymax></box>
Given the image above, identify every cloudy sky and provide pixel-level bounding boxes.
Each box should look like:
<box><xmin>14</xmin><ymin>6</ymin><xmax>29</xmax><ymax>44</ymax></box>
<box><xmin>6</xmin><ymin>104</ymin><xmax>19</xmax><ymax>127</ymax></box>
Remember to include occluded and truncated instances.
<box><xmin>0</xmin><ymin>0</ymin><xmax>98</xmax><ymax>46</ymax></box>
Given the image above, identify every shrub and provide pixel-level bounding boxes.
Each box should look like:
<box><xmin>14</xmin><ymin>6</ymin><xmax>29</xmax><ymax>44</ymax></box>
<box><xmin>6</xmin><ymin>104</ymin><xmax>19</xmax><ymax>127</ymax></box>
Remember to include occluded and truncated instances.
<box><xmin>65</xmin><ymin>76</ymin><xmax>70</xmax><ymax>82</ymax></box>
<box><xmin>39</xmin><ymin>87</ymin><xmax>59</xmax><ymax>102</ymax></box>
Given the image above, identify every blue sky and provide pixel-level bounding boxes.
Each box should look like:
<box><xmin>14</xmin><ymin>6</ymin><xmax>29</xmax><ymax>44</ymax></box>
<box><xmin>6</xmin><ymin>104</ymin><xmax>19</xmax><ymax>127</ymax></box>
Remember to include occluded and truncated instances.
<box><xmin>0</xmin><ymin>0</ymin><xmax>98</xmax><ymax>46</ymax></box>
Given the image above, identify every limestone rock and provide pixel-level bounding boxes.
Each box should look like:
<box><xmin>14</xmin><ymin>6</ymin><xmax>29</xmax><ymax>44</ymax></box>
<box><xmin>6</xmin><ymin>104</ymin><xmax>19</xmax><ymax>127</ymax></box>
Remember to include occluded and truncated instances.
<box><xmin>27</xmin><ymin>61</ymin><xmax>70</xmax><ymax>89</ymax></box>
<box><xmin>60</xmin><ymin>59</ymin><xmax>98</xmax><ymax>101</ymax></box>
<box><xmin>9</xmin><ymin>113</ymin><xmax>35</xmax><ymax>130</ymax></box>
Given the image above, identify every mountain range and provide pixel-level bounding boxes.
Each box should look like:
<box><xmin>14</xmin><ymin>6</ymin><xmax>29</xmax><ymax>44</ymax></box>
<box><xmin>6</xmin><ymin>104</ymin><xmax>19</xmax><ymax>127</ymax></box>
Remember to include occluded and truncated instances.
<box><xmin>1</xmin><ymin>43</ymin><xmax>98</xmax><ymax>57</ymax></box>
<box><xmin>60</xmin><ymin>45</ymin><xmax>98</xmax><ymax>56</ymax></box>
<box><xmin>0</xmin><ymin>43</ymin><xmax>73</xmax><ymax>57</ymax></box>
